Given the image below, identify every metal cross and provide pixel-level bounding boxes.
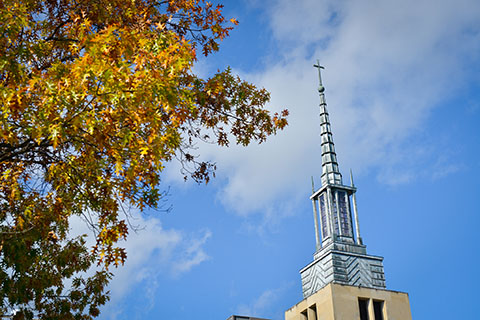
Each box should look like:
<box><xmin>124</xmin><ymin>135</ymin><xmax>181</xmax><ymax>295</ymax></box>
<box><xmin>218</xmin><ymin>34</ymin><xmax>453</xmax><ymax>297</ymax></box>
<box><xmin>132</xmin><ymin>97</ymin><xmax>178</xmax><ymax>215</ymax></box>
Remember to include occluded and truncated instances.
<box><xmin>313</xmin><ymin>60</ymin><xmax>325</xmax><ymax>87</ymax></box>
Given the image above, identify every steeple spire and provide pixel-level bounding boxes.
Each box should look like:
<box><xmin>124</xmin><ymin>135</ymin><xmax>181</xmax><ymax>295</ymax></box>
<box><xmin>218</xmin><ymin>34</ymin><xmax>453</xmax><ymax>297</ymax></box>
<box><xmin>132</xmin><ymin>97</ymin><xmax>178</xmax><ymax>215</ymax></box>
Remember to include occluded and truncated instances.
<box><xmin>313</xmin><ymin>61</ymin><xmax>342</xmax><ymax>186</ymax></box>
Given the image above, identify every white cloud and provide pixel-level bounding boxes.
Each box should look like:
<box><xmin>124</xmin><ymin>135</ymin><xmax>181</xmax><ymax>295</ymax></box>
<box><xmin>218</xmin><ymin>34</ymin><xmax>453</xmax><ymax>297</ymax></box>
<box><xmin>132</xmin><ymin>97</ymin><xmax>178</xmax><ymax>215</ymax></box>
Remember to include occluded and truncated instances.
<box><xmin>236</xmin><ymin>289</ymin><xmax>277</xmax><ymax>317</ymax></box>
<box><xmin>171</xmin><ymin>229</ymin><xmax>212</xmax><ymax>276</ymax></box>
<box><xmin>104</xmin><ymin>219</ymin><xmax>211</xmax><ymax>317</ymax></box>
<box><xmin>67</xmin><ymin>214</ymin><xmax>212</xmax><ymax>319</ymax></box>
<box><xmin>186</xmin><ymin>0</ymin><xmax>480</xmax><ymax>218</ymax></box>
<box><xmin>235</xmin><ymin>285</ymin><xmax>292</xmax><ymax>320</ymax></box>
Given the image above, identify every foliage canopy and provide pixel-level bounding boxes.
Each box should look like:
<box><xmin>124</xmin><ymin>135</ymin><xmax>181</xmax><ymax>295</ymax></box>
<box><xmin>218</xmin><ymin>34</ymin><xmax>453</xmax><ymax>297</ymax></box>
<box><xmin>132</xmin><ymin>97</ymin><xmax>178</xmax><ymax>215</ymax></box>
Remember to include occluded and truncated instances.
<box><xmin>0</xmin><ymin>0</ymin><xmax>287</xmax><ymax>318</ymax></box>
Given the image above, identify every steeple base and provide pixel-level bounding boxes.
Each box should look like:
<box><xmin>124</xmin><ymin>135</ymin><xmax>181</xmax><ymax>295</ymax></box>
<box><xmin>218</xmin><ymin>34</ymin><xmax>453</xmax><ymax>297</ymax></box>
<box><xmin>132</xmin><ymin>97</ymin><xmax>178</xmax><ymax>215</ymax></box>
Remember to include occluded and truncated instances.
<box><xmin>301</xmin><ymin>241</ymin><xmax>386</xmax><ymax>299</ymax></box>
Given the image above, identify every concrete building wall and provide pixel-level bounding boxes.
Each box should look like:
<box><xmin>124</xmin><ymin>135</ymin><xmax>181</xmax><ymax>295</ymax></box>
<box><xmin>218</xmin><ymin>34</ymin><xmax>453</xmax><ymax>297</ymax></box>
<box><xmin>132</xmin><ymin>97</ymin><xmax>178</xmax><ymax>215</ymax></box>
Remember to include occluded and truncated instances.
<box><xmin>285</xmin><ymin>283</ymin><xmax>411</xmax><ymax>320</ymax></box>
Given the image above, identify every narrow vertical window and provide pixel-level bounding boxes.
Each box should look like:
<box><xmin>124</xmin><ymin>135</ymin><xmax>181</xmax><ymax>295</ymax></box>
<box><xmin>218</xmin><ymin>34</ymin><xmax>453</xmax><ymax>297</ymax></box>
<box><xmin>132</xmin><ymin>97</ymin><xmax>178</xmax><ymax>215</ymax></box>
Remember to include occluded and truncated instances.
<box><xmin>337</xmin><ymin>191</ymin><xmax>351</xmax><ymax>236</ymax></box>
<box><xmin>358</xmin><ymin>298</ymin><xmax>369</xmax><ymax>320</ymax></box>
<box><xmin>301</xmin><ymin>309</ymin><xmax>308</xmax><ymax>320</ymax></box>
<box><xmin>320</xmin><ymin>194</ymin><xmax>328</xmax><ymax>238</ymax></box>
<box><xmin>373</xmin><ymin>300</ymin><xmax>384</xmax><ymax>320</ymax></box>
<box><xmin>308</xmin><ymin>304</ymin><xmax>318</xmax><ymax>320</ymax></box>
<box><xmin>331</xmin><ymin>193</ymin><xmax>339</xmax><ymax>234</ymax></box>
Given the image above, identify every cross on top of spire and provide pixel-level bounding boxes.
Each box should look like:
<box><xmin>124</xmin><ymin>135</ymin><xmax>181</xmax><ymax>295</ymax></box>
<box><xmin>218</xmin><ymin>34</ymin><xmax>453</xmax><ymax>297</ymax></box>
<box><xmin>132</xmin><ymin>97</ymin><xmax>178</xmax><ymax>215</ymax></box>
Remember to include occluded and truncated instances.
<box><xmin>313</xmin><ymin>60</ymin><xmax>325</xmax><ymax>93</ymax></box>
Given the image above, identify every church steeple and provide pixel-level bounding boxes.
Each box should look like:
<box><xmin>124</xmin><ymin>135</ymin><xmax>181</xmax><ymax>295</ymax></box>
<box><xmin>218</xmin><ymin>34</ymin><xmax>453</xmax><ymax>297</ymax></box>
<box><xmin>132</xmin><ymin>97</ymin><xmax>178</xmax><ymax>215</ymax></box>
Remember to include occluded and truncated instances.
<box><xmin>302</xmin><ymin>62</ymin><xmax>386</xmax><ymax>299</ymax></box>
<box><xmin>285</xmin><ymin>63</ymin><xmax>412</xmax><ymax>320</ymax></box>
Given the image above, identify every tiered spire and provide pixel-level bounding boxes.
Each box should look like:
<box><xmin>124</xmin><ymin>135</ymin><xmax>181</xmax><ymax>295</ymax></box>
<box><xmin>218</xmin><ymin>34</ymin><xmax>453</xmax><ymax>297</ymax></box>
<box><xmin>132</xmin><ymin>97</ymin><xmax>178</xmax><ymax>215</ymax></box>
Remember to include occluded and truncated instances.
<box><xmin>313</xmin><ymin>61</ymin><xmax>342</xmax><ymax>186</ymax></box>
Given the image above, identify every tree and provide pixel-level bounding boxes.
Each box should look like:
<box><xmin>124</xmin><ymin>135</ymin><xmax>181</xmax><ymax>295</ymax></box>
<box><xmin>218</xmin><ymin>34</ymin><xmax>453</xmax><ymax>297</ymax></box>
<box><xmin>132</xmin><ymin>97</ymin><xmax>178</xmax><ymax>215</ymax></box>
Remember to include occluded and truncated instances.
<box><xmin>0</xmin><ymin>0</ymin><xmax>288</xmax><ymax>318</ymax></box>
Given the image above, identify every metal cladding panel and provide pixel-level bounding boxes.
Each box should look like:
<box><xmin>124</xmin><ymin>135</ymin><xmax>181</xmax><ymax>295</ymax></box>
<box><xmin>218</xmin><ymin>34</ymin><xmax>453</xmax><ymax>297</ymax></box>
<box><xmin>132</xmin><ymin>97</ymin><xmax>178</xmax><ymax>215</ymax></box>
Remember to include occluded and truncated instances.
<box><xmin>321</xmin><ymin>134</ymin><xmax>334</xmax><ymax>144</ymax></box>
<box><xmin>320</xmin><ymin>114</ymin><xmax>329</xmax><ymax>123</ymax></box>
<box><xmin>321</xmin><ymin>143</ymin><xmax>335</xmax><ymax>153</ymax></box>
<box><xmin>300</xmin><ymin>250</ymin><xmax>386</xmax><ymax>299</ymax></box>
<box><xmin>320</xmin><ymin>124</ymin><xmax>332</xmax><ymax>134</ymax></box>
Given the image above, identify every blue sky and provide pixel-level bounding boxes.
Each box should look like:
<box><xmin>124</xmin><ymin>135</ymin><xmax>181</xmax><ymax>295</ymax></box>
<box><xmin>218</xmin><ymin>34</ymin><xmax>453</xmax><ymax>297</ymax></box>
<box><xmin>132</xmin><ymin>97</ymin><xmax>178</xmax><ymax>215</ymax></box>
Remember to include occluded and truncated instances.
<box><xmin>95</xmin><ymin>0</ymin><xmax>480</xmax><ymax>319</ymax></box>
